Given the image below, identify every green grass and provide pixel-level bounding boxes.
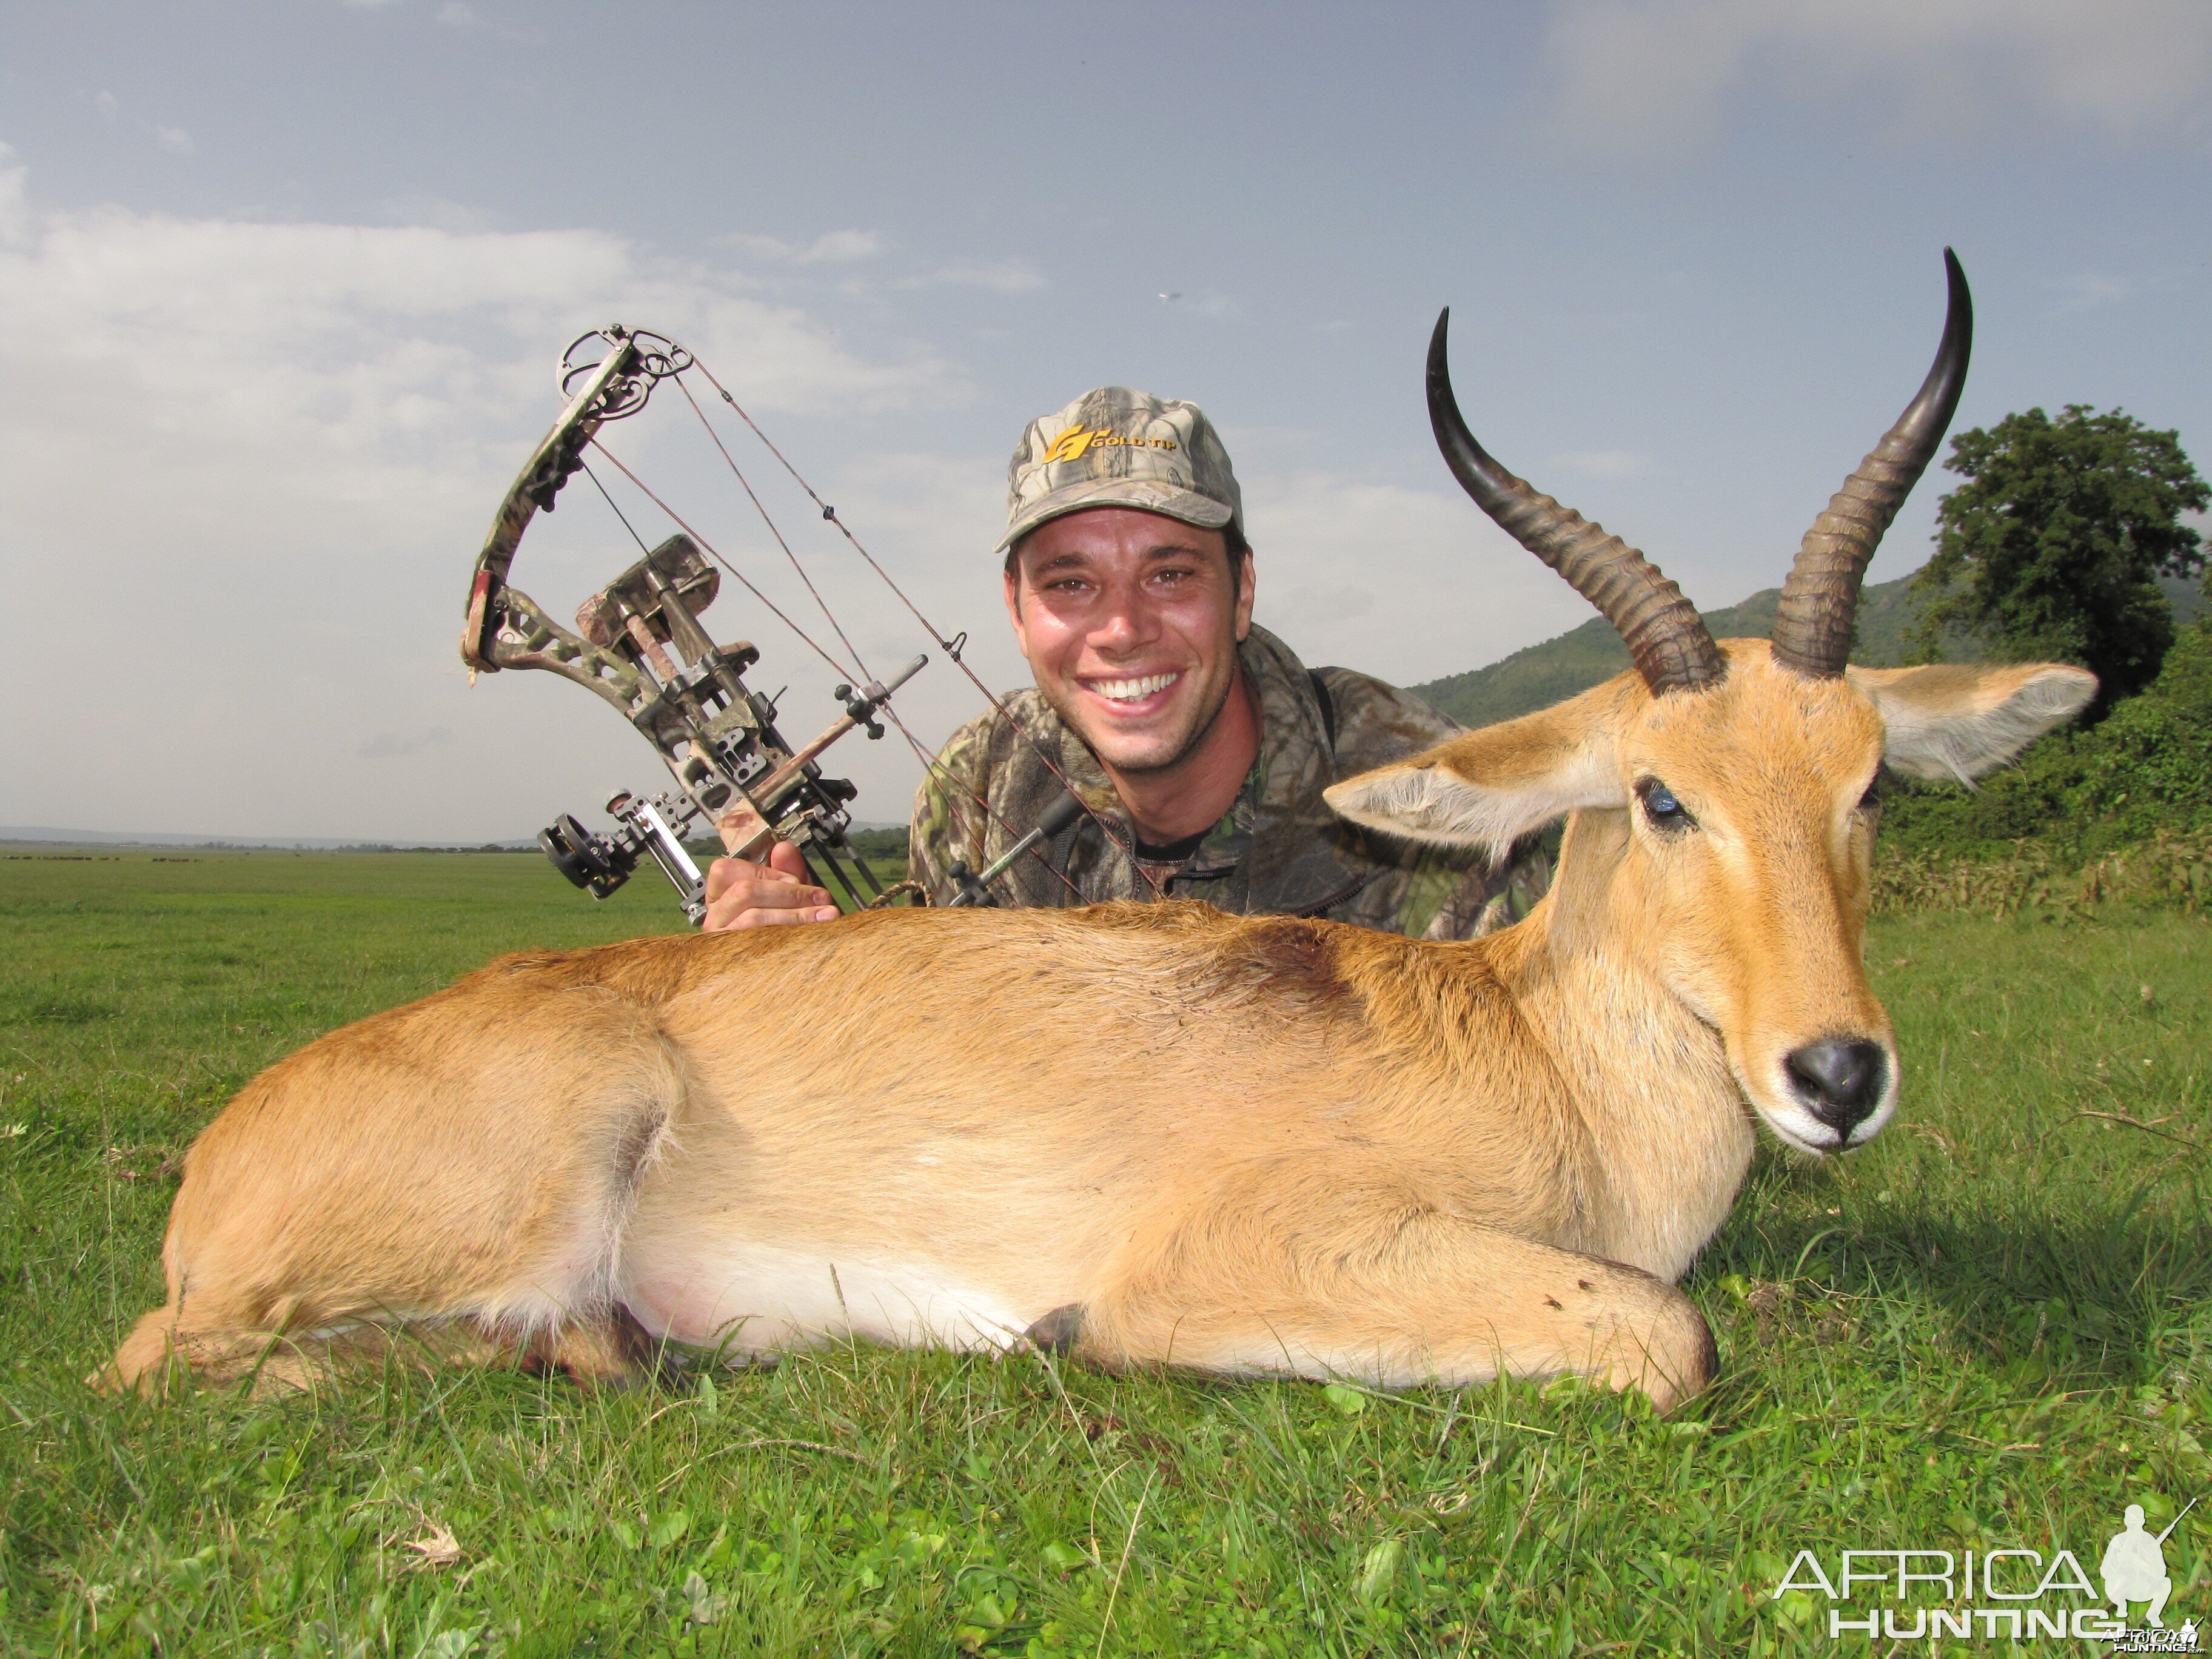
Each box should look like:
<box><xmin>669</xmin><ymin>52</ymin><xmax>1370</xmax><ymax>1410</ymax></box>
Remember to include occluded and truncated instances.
<box><xmin>2</xmin><ymin>853</ymin><xmax>2208</xmax><ymax>1655</ymax></box>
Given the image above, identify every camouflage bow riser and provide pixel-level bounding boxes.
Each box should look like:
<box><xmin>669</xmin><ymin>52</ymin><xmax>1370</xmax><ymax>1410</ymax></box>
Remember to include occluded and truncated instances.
<box><xmin>461</xmin><ymin>326</ymin><xmax>922</xmax><ymax>924</ymax></box>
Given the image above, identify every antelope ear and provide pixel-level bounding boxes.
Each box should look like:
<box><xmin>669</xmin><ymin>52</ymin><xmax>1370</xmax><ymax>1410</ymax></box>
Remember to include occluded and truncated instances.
<box><xmin>1325</xmin><ymin>682</ymin><xmax>1623</xmax><ymax>861</ymax></box>
<box><xmin>1848</xmin><ymin>662</ymin><xmax>2097</xmax><ymax>783</ymax></box>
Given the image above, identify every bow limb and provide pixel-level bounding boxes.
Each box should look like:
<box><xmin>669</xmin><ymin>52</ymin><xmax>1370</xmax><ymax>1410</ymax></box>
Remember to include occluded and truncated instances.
<box><xmin>460</xmin><ymin>331</ymin><xmax>645</xmax><ymax>674</ymax></box>
<box><xmin>474</xmin><ymin>585</ymin><xmax>648</xmax><ymax>720</ymax></box>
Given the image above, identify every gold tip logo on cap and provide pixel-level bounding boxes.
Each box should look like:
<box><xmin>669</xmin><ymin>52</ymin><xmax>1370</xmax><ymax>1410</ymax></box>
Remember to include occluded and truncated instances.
<box><xmin>1040</xmin><ymin>427</ymin><xmax>1179</xmax><ymax>466</ymax></box>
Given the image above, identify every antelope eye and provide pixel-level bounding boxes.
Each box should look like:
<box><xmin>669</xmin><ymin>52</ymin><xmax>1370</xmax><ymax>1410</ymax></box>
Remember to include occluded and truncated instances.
<box><xmin>1637</xmin><ymin>777</ymin><xmax>1696</xmax><ymax>833</ymax></box>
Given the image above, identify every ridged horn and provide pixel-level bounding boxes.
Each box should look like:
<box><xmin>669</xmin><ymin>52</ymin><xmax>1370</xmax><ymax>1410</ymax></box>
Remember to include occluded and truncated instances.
<box><xmin>1771</xmin><ymin>249</ymin><xmax>1974</xmax><ymax>678</ymax></box>
<box><xmin>1428</xmin><ymin>309</ymin><xmax>1725</xmax><ymax>696</ymax></box>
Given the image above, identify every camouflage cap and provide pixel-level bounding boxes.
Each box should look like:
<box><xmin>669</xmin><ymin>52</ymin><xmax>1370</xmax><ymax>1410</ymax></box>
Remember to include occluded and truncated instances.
<box><xmin>997</xmin><ymin>386</ymin><xmax>1242</xmax><ymax>552</ymax></box>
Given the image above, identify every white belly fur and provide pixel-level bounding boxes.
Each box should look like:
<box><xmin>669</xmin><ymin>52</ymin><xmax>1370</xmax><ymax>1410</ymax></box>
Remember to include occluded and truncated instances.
<box><xmin>620</xmin><ymin>1241</ymin><xmax>1037</xmax><ymax>1358</ymax></box>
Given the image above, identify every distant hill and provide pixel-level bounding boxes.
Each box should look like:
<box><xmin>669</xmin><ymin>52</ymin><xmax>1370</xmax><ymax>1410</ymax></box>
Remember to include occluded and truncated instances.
<box><xmin>0</xmin><ymin>827</ymin><xmax>536</xmax><ymax>851</ymax></box>
<box><xmin>3</xmin><ymin>818</ymin><xmax>913</xmax><ymax>852</ymax></box>
<box><xmin>1409</xmin><ymin>571</ymin><xmax>2204</xmax><ymax>729</ymax></box>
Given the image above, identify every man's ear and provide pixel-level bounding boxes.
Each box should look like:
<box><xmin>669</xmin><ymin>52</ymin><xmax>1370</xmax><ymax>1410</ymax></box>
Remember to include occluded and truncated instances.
<box><xmin>1324</xmin><ymin>684</ymin><xmax>1623</xmax><ymax>863</ymax></box>
<box><xmin>1002</xmin><ymin>560</ymin><xmax>1030</xmax><ymax>660</ymax></box>
<box><xmin>1847</xmin><ymin>662</ymin><xmax>2097</xmax><ymax>783</ymax></box>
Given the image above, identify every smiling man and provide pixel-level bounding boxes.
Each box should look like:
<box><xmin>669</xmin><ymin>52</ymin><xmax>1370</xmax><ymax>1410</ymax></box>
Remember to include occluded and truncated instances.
<box><xmin>703</xmin><ymin>387</ymin><xmax>1546</xmax><ymax>934</ymax></box>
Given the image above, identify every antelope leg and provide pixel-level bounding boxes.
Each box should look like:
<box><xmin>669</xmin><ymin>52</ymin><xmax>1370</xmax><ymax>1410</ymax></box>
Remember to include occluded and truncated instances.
<box><xmin>99</xmin><ymin>967</ymin><xmax>688</xmax><ymax>1393</ymax></box>
<box><xmin>1075</xmin><ymin>1158</ymin><xmax>1718</xmax><ymax>1411</ymax></box>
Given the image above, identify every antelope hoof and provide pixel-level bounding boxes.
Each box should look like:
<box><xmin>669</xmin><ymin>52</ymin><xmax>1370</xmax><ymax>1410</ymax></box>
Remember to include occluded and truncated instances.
<box><xmin>1634</xmin><ymin>1294</ymin><xmax>1720</xmax><ymax>1413</ymax></box>
<box><xmin>1024</xmin><ymin>1303</ymin><xmax>1086</xmax><ymax>1356</ymax></box>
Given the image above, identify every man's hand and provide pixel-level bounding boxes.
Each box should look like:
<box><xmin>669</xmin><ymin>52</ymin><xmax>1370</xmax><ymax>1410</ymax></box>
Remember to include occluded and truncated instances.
<box><xmin>702</xmin><ymin>842</ymin><xmax>841</xmax><ymax>931</ymax></box>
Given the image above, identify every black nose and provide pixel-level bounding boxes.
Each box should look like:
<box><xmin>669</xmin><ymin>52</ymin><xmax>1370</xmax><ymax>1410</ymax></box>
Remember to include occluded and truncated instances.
<box><xmin>1784</xmin><ymin>1039</ymin><xmax>1888</xmax><ymax>1141</ymax></box>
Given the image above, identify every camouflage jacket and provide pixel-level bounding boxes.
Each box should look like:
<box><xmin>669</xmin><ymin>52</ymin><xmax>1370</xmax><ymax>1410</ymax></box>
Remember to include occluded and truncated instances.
<box><xmin>908</xmin><ymin>625</ymin><xmax>1550</xmax><ymax>939</ymax></box>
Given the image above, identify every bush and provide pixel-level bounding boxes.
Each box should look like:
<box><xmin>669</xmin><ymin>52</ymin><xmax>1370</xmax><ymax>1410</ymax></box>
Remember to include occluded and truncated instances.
<box><xmin>1878</xmin><ymin>620</ymin><xmax>2212</xmax><ymax>865</ymax></box>
<box><xmin>845</xmin><ymin>825</ymin><xmax>911</xmax><ymax>861</ymax></box>
<box><xmin>1872</xmin><ymin>826</ymin><xmax>2212</xmax><ymax>918</ymax></box>
<box><xmin>2074</xmin><ymin>619</ymin><xmax>2212</xmax><ymax>836</ymax></box>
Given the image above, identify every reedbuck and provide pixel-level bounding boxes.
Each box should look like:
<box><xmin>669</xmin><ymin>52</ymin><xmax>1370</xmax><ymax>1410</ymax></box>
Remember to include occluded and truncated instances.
<box><xmin>109</xmin><ymin>255</ymin><xmax>2091</xmax><ymax>1409</ymax></box>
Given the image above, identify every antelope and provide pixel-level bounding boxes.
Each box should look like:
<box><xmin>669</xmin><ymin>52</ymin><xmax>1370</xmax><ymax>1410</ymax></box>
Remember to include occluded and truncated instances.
<box><xmin>107</xmin><ymin>254</ymin><xmax>2091</xmax><ymax>1410</ymax></box>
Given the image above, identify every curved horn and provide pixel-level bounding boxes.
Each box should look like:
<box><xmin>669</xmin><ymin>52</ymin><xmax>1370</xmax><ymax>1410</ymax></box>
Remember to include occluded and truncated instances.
<box><xmin>1428</xmin><ymin>309</ymin><xmax>1725</xmax><ymax>696</ymax></box>
<box><xmin>1771</xmin><ymin>249</ymin><xmax>1974</xmax><ymax>678</ymax></box>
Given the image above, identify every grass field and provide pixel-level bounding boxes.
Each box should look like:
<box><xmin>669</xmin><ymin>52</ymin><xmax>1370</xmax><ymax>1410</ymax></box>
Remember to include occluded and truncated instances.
<box><xmin>1</xmin><ymin>850</ymin><xmax>2207</xmax><ymax>1656</ymax></box>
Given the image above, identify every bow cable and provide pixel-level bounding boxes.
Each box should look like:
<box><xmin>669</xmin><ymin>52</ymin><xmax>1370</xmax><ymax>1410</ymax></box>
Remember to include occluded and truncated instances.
<box><xmin>673</xmin><ymin>377</ymin><xmax>873</xmax><ymax>681</ymax></box>
<box><xmin>579</xmin><ymin>458</ymin><xmax>654</xmax><ymax>557</ymax></box>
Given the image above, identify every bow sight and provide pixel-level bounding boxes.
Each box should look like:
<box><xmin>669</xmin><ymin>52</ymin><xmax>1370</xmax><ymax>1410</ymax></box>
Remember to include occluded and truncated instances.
<box><xmin>462</xmin><ymin>325</ymin><xmax>924</xmax><ymax>923</ymax></box>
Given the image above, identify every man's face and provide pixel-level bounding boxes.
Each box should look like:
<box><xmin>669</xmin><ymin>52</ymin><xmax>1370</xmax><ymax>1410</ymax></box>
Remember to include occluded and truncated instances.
<box><xmin>1004</xmin><ymin>507</ymin><xmax>1256</xmax><ymax>777</ymax></box>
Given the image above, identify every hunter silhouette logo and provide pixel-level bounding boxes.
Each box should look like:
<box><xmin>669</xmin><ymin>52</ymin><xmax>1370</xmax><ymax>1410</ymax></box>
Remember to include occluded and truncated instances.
<box><xmin>1769</xmin><ymin>1493</ymin><xmax>2202</xmax><ymax>1646</ymax></box>
<box><xmin>1040</xmin><ymin>426</ymin><xmax>1178</xmax><ymax>465</ymax></box>
<box><xmin>2105</xmin><ymin>1498</ymin><xmax>2199</xmax><ymax>1635</ymax></box>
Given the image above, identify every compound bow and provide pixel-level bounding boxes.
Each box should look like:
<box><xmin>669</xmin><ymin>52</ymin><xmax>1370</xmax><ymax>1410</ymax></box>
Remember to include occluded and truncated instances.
<box><xmin>461</xmin><ymin>325</ymin><xmax>1125</xmax><ymax>923</ymax></box>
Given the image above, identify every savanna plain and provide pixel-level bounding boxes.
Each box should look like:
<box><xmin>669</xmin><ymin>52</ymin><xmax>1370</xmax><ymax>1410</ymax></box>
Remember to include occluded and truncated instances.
<box><xmin>1</xmin><ymin>850</ymin><xmax>2205</xmax><ymax>1656</ymax></box>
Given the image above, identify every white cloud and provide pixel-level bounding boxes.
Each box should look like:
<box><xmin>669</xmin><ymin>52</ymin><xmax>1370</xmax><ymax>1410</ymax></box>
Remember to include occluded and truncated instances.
<box><xmin>1237</xmin><ymin>471</ymin><xmax>1600</xmax><ymax>686</ymax></box>
<box><xmin>2043</xmin><ymin>271</ymin><xmax>2144</xmax><ymax>313</ymax></box>
<box><xmin>718</xmin><ymin>233</ymin><xmax>1044</xmax><ymax>299</ymax></box>
<box><xmin>725</xmin><ymin>229</ymin><xmax>886</xmax><ymax>265</ymax></box>
<box><xmin>89</xmin><ymin>89</ymin><xmax>201</xmax><ymax>157</ymax></box>
<box><xmin>1</xmin><ymin>195</ymin><xmax>955</xmax><ymax>547</ymax></box>
<box><xmin>894</xmin><ymin>258</ymin><xmax>1046</xmax><ymax>295</ymax></box>
<box><xmin>1542</xmin><ymin>0</ymin><xmax>2212</xmax><ymax>154</ymax></box>
<box><xmin>0</xmin><ymin>146</ymin><xmax>25</xmax><ymax>244</ymax></box>
<box><xmin>0</xmin><ymin>156</ymin><xmax>972</xmax><ymax>840</ymax></box>
<box><xmin>799</xmin><ymin>229</ymin><xmax>886</xmax><ymax>265</ymax></box>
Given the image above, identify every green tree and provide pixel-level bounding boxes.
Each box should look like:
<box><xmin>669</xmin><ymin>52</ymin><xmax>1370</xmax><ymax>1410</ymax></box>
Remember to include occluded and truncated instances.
<box><xmin>1911</xmin><ymin>404</ymin><xmax>2207</xmax><ymax>709</ymax></box>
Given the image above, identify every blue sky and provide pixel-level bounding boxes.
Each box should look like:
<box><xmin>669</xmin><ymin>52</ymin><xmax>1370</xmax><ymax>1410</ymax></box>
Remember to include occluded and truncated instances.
<box><xmin>2</xmin><ymin>1</ymin><xmax>2207</xmax><ymax>839</ymax></box>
